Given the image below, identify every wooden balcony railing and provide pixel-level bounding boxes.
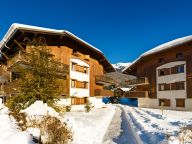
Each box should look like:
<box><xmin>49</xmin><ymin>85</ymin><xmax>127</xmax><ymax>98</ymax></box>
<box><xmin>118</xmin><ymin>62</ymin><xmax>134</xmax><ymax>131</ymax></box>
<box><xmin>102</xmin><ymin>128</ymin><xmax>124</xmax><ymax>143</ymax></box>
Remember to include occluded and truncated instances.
<box><xmin>125</xmin><ymin>77</ymin><xmax>149</xmax><ymax>86</ymax></box>
<box><xmin>6</xmin><ymin>52</ymin><xmax>69</xmax><ymax>75</ymax></box>
<box><xmin>7</xmin><ymin>52</ymin><xmax>24</xmax><ymax>69</ymax></box>
<box><xmin>95</xmin><ymin>89</ymin><xmax>114</xmax><ymax>96</ymax></box>
<box><xmin>124</xmin><ymin>91</ymin><xmax>148</xmax><ymax>98</ymax></box>
<box><xmin>95</xmin><ymin>75</ymin><xmax>114</xmax><ymax>85</ymax></box>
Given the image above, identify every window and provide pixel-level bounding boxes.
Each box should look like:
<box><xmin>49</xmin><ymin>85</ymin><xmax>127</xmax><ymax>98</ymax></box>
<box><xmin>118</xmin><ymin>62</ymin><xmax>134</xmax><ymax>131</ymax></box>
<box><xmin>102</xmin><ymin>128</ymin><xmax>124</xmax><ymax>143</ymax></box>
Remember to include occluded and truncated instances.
<box><xmin>84</xmin><ymin>67</ymin><xmax>88</xmax><ymax>74</ymax></box>
<box><xmin>171</xmin><ymin>65</ymin><xmax>184</xmax><ymax>74</ymax></box>
<box><xmin>176</xmin><ymin>99</ymin><xmax>185</xmax><ymax>107</ymax></box>
<box><xmin>71</xmin><ymin>79</ymin><xmax>76</xmax><ymax>88</ymax></box>
<box><xmin>71</xmin><ymin>62</ymin><xmax>76</xmax><ymax>71</ymax></box>
<box><xmin>159</xmin><ymin>83</ymin><xmax>170</xmax><ymax>91</ymax></box>
<box><xmin>158</xmin><ymin>68</ymin><xmax>170</xmax><ymax>76</ymax></box>
<box><xmin>171</xmin><ymin>82</ymin><xmax>185</xmax><ymax>90</ymax></box>
<box><xmin>159</xmin><ymin>84</ymin><xmax>164</xmax><ymax>91</ymax></box>
<box><xmin>159</xmin><ymin>69</ymin><xmax>165</xmax><ymax>76</ymax></box>
<box><xmin>176</xmin><ymin>53</ymin><xmax>183</xmax><ymax>59</ymax></box>
<box><xmin>176</xmin><ymin>65</ymin><xmax>184</xmax><ymax>73</ymax></box>
<box><xmin>158</xmin><ymin>58</ymin><xmax>165</xmax><ymax>63</ymax></box>
<box><xmin>76</xmin><ymin>81</ymin><xmax>88</xmax><ymax>89</ymax></box>
<box><xmin>159</xmin><ymin>99</ymin><xmax>170</xmax><ymax>107</ymax></box>
<box><xmin>71</xmin><ymin>97</ymin><xmax>87</xmax><ymax>105</ymax></box>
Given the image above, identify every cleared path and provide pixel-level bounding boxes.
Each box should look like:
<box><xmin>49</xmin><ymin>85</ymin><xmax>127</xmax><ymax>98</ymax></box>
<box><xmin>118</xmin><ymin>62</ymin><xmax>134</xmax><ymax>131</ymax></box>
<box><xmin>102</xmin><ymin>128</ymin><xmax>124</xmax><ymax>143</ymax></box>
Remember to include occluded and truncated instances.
<box><xmin>103</xmin><ymin>106</ymin><xmax>138</xmax><ymax>144</ymax></box>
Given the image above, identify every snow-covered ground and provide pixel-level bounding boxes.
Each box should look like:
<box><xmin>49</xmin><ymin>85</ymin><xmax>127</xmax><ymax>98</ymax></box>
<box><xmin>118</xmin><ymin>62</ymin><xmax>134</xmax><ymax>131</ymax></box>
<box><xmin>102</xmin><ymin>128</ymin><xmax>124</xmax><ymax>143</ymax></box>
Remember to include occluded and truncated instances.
<box><xmin>122</xmin><ymin>105</ymin><xmax>192</xmax><ymax>144</ymax></box>
<box><xmin>65</xmin><ymin>104</ymin><xmax>115</xmax><ymax>144</ymax></box>
<box><xmin>0</xmin><ymin>105</ymin><xmax>33</xmax><ymax>144</ymax></box>
<box><xmin>0</xmin><ymin>100</ymin><xmax>116</xmax><ymax>144</ymax></box>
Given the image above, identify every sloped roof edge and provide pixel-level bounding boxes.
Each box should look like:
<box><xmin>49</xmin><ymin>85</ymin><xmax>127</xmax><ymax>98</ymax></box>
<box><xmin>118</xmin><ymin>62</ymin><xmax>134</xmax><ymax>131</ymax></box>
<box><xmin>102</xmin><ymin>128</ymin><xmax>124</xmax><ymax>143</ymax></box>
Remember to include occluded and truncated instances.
<box><xmin>123</xmin><ymin>35</ymin><xmax>192</xmax><ymax>73</ymax></box>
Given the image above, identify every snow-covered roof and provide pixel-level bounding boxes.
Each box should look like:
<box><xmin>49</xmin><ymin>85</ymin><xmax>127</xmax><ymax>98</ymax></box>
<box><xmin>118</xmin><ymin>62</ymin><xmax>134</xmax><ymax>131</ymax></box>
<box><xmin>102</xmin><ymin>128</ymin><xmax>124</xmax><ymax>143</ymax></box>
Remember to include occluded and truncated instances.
<box><xmin>123</xmin><ymin>35</ymin><xmax>192</xmax><ymax>72</ymax></box>
<box><xmin>0</xmin><ymin>23</ymin><xmax>102</xmax><ymax>53</ymax></box>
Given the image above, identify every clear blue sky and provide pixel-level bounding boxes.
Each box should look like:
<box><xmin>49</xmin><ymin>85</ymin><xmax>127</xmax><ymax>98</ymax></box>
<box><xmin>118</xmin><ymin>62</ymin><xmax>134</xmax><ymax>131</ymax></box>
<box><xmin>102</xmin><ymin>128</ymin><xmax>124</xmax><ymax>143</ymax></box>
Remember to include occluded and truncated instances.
<box><xmin>1</xmin><ymin>0</ymin><xmax>192</xmax><ymax>64</ymax></box>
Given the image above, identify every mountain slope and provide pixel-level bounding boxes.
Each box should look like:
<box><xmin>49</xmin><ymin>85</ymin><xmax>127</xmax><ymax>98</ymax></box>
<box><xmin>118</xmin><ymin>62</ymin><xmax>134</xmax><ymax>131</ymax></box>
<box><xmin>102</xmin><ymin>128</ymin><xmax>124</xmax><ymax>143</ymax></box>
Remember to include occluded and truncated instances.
<box><xmin>112</xmin><ymin>63</ymin><xmax>131</xmax><ymax>72</ymax></box>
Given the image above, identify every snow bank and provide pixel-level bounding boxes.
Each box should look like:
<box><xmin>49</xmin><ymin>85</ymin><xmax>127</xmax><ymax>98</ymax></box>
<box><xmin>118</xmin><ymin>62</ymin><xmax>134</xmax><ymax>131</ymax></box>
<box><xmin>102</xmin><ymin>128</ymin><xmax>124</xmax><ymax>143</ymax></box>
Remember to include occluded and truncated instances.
<box><xmin>21</xmin><ymin>101</ymin><xmax>59</xmax><ymax>118</ymax></box>
<box><xmin>0</xmin><ymin>98</ymin><xmax>3</xmax><ymax>109</ymax></box>
<box><xmin>89</xmin><ymin>97</ymin><xmax>105</xmax><ymax>108</ymax></box>
<box><xmin>65</xmin><ymin>104</ymin><xmax>116</xmax><ymax>144</ymax></box>
<box><xmin>0</xmin><ymin>106</ymin><xmax>33</xmax><ymax>144</ymax></box>
<box><xmin>56</xmin><ymin>98</ymin><xmax>70</xmax><ymax>106</ymax></box>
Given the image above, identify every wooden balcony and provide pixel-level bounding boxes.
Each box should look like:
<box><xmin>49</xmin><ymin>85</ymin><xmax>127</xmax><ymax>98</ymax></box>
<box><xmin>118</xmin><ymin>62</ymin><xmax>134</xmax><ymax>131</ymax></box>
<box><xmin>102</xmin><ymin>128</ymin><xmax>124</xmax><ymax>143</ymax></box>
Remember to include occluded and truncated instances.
<box><xmin>95</xmin><ymin>89</ymin><xmax>114</xmax><ymax>96</ymax></box>
<box><xmin>124</xmin><ymin>91</ymin><xmax>148</xmax><ymax>98</ymax></box>
<box><xmin>6</xmin><ymin>52</ymin><xmax>69</xmax><ymax>76</ymax></box>
<box><xmin>7</xmin><ymin>52</ymin><xmax>25</xmax><ymax>69</ymax></box>
<box><xmin>95</xmin><ymin>75</ymin><xmax>114</xmax><ymax>85</ymax></box>
<box><xmin>125</xmin><ymin>77</ymin><xmax>149</xmax><ymax>86</ymax></box>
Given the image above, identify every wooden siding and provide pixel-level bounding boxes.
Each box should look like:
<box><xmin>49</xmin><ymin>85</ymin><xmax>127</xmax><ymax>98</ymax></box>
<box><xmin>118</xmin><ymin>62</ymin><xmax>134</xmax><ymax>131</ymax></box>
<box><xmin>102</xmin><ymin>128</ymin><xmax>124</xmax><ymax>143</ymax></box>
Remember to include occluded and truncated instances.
<box><xmin>125</xmin><ymin>42</ymin><xmax>192</xmax><ymax>99</ymax></box>
<box><xmin>48</xmin><ymin>45</ymin><xmax>104</xmax><ymax>97</ymax></box>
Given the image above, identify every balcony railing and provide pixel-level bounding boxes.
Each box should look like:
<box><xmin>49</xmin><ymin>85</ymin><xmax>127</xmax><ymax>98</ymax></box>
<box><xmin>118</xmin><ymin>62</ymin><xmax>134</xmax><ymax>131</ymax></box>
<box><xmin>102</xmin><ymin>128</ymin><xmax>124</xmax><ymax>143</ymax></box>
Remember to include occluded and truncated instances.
<box><xmin>125</xmin><ymin>77</ymin><xmax>149</xmax><ymax>86</ymax></box>
<box><xmin>124</xmin><ymin>91</ymin><xmax>148</xmax><ymax>98</ymax></box>
<box><xmin>95</xmin><ymin>75</ymin><xmax>115</xmax><ymax>85</ymax></box>
<box><xmin>6</xmin><ymin>53</ymin><xmax>69</xmax><ymax>75</ymax></box>
<box><xmin>95</xmin><ymin>89</ymin><xmax>114</xmax><ymax>96</ymax></box>
<box><xmin>7</xmin><ymin>52</ymin><xmax>24</xmax><ymax>69</ymax></box>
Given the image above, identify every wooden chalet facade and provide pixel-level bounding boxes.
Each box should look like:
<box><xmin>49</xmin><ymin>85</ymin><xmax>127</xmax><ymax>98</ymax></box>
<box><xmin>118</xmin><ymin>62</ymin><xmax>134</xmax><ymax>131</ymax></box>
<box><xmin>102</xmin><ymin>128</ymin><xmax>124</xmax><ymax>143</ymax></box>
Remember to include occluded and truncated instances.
<box><xmin>123</xmin><ymin>36</ymin><xmax>192</xmax><ymax>110</ymax></box>
<box><xmin>0</xmin><ymin>23</ymin><xmax>115</xmax><ymax>105</ymax></box>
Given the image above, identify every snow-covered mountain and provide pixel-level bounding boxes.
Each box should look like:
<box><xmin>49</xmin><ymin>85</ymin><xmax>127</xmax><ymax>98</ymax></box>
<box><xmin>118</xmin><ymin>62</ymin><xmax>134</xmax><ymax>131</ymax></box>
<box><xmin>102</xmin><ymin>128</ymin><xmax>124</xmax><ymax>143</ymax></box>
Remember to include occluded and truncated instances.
<box><xmin>112</xmin><ymin>62</ymin><xmax>131</xmax><ymax>72</ymax></box>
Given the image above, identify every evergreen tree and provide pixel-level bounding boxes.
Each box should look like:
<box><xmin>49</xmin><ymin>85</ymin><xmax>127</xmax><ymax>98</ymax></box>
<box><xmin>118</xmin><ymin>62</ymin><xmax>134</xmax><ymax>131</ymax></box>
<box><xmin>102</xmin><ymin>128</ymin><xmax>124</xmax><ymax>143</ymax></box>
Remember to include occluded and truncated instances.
<box><xmin>7</xmin><ymin>37</ymin><xmax>68</xmax><ymax>109</ymax></box>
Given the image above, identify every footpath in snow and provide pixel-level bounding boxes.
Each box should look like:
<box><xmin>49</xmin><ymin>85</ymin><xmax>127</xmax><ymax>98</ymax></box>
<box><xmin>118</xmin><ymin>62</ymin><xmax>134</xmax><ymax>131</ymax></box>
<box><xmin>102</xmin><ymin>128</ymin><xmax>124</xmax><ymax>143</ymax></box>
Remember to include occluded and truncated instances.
<box><xmin>65</xmin><ymin>104</ymin><xmax>116</xmax><ymax>144</ymax></box>
<box><xmin>123</xmin><ymin>105</ymin><xmax>192</xmax><ymax>144</ymax></box>
<box><xmin>103</xmin><ymin>106</ymin><xmax>137</xmax><ymax>144</ymax></box>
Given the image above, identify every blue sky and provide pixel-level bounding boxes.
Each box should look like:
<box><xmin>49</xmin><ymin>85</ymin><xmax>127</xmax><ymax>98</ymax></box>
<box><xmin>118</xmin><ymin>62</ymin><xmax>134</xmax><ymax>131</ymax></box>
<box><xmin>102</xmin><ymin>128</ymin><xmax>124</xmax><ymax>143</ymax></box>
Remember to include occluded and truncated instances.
<box><xmin>1</xmin><ymin>0</ymin><xmax>192</xmax><ymax>64</ymax></box>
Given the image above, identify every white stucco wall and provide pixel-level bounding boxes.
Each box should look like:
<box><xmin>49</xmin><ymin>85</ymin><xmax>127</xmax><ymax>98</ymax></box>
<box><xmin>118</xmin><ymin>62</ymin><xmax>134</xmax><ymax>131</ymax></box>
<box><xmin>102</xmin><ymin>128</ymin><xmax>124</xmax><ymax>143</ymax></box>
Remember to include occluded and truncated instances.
<box><xmin>185</xmin><ymin>99</ymin><xmax>192</xmax><ymax>110</ymax></box>
<box><xmin>156</xmin><ymin>61</ymin><xmax>187</xmax><ymax>109</ymax></box>
<box><xmin>70</xmin><ymin>59</ymin><xmax>90</xmax><ymax>97</ymax></box>
<box><xmin>138</xmin><ymin>98</ymin><xmax>158</xmax><ymax>108</ymax></box>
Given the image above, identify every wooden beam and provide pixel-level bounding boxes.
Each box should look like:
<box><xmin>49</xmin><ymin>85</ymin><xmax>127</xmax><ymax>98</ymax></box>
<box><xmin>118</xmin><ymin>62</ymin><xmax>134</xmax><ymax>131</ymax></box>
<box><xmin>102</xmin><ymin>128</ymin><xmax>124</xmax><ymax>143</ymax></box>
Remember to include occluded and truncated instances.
<box><xmin>0</xmin><ymin>51</ymin><xmax>9</xmax><ymax>59</ymax></box>
<box><xmin>14</xmin><ymin>40</ymin><xmax>25</xmax><ymax>51</ymax></box>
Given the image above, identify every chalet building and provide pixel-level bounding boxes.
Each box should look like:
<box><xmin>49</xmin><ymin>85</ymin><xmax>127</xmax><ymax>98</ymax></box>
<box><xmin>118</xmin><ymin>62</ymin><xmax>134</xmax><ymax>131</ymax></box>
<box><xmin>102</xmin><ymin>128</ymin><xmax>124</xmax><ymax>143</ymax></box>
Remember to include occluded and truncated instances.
<box><xmin>0</xmin><ymin>23</ymin><xmax>115</xmax><ymax>105</ymax></box>
<box><xmin>123</xmin><ymin>36</ymin><xmax>192</xmax><ymax>110</ymax></box>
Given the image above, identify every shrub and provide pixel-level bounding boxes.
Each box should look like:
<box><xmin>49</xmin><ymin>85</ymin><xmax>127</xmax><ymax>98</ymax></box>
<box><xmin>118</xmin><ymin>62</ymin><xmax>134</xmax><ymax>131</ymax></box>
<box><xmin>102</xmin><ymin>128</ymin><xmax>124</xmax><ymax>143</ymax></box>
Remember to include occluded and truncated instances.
<box><xmin>84</xmin><ymin>101</ymin><xmax>92</xmax><ymax>112</ymax></box>
<box><xmin>66</xmin><ymin>105</ymin><xmax>71</xmax><ymax>112</ymax></box>
<box><xmin>9</xmin><ymin>110</ymin><xmax>27</xmax><ymax>131</ymax></box>
<box><xmin>40</xmin><ymin>116</ymin><xmax>72</xmax><ymax>144</ymax></box>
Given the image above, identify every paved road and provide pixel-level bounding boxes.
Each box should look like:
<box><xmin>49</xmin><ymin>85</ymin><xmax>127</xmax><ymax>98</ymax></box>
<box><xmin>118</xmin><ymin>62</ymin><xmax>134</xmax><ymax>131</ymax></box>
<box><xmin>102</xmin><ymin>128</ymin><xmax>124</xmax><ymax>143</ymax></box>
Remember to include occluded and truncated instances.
<box><xmin>103</xmin><ymin>106</ymin><xmax>138</xmax><ymax>144</ymax></box>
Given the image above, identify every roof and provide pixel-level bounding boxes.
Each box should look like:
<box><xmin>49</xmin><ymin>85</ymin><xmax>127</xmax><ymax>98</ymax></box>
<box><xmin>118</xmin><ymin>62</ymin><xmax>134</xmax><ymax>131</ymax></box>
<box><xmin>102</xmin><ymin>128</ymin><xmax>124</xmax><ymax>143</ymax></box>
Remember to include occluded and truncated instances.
<box><xmin>123</xmin><ymin>35</ymin><xmax>192</xmax><ymax>73</ymax></box>
<box><xmin>0</xmin><ymin>23</ymin><xmax>102</xmax><ymax>53</ymax></box>
<box><xmin>0</xmin><ymin>23</ymin><xmax>115</xmax><ymax>72</ymax></box>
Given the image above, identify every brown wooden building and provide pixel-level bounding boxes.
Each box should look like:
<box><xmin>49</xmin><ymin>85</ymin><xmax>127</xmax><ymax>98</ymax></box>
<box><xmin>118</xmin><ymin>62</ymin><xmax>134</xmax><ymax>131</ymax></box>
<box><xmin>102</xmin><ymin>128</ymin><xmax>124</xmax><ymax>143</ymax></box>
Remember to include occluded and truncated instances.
<box><xmin>123</xmin><ymin>36</ymin><xmax>192</xmax><ymax>110</ymax></box>
<box><xmin>0</xmin><ymin>23</ymin><xmax>115</xmax><ymax>105</ymax></box>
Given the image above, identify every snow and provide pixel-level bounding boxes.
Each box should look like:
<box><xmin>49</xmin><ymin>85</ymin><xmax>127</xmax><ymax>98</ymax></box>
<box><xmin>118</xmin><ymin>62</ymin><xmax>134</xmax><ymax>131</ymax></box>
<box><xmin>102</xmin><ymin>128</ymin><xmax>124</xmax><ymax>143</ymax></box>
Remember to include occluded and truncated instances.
<box><xmin>21</xmin><ymin>100</ymin><xmax>116</xmax><ymax>144</ymax></box>
<box><xmin>103</xmin><ymin>106</ymin><xmax>138</xmax><ymax>144</ymax></box>
<box><xmin>65</xmin><ymin>104</ymin><xmax>116</xmax><ymax>144</ymax></box>
<box><xmin>0</xmin><ymin>23</ymin><xmax>102</xmax><ymax>54</ymax></box>
<box><xmin>112</xmin><ymin>62</ymin><xmax>131</xmax><ymax>72</ymax></box>
<box><xmin>89</xmin><ymin>97</ymin><xmax>105</xmax><ymax>108</ymax></box>
<box><xmin>122</xmin><ymin>105</ymin><xmax>192</xmax><ymax>144</ymax></box>
<box><xmin>21</xmin><ymin>101</ymin><xmax>59</xmax><ymax>118</ymax></box>
<box><xmin>119</xmin><ymin>87</ymin><xmax>132</xmax><ymax>92</ymax></box>
<box><xmin>0</xmin><ymin>106</ymin><xmax>33</xmax><ymax>144</ymax></box>
<box><xmin>123</xmin><ymin>35</ymin><xmax>192</xmax><ymax>72</ymax></box>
